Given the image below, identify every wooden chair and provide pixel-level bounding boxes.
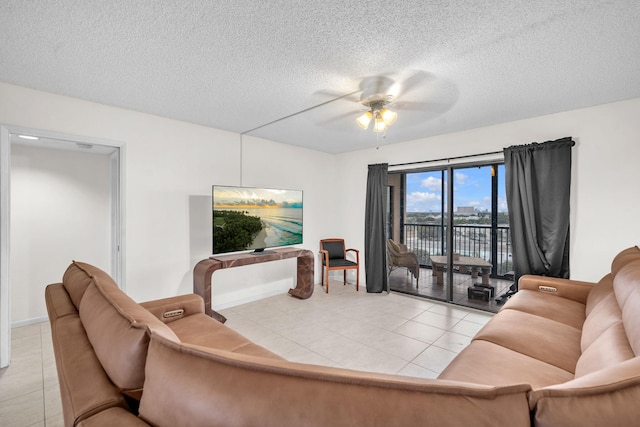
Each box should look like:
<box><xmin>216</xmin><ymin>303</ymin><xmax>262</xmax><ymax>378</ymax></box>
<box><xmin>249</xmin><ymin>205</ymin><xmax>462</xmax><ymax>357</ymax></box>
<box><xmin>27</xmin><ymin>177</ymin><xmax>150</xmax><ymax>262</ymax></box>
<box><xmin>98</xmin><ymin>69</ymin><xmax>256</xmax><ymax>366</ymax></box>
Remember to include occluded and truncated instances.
<box><xmin>319</xmin><ymin>238</ymin><xmax>360</xmax><ymax>293</ymax></box>
<box><xmin>387</xmin><ymin>239</ymin><xmax>420</xmax><ymax>287</ymax></box>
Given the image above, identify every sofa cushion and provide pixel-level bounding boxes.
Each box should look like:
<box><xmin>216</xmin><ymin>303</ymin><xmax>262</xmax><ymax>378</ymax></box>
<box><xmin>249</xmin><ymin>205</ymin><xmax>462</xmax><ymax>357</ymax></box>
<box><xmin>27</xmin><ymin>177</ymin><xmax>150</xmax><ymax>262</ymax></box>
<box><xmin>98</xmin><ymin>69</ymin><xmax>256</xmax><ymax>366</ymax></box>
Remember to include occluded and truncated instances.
<box><xmin>139</xmin><ymin>334</ymin><xmax>532</xmax><ymax>427</ymax></box>
<box><xmin>63</xmin><ymin>261</ymin><xmax>105</xmax><ymax>308</ymax></box>
<box><xmin>473</xmin><ymin>308</ymin><xmax>582</xmax><ymax>373</ymax></box>
<box><xmin>613</xmin><ymin>260</ymin><xmax>640</xmax><ymax>356</ymax></box>
<box><xmin>572</xmin><ymin>246</ymin><xmax>640</xmax><ymax>377</ymax></box>
<box><xmin>575</xmin><ymin>321</ymin><xmax>634</xmax><ymax>377</ymax></box>
<box><xmin>581</xmin><ymin>281</ymin><xmax>619</xmax><ymax>349</ymax></box>
<box><xmin>502</xmin><ymin>289</ymin><xmax>586</xmax><ymax>330</ymax></box>
<box><xmin>613</xmin><ymin>256</ymin><xmax>640</xmax><ymax>306</ymax></box>
<box><xmin>438</xmin><ymin>340</ymin><xmax>574</xmax><ymax>389</ymax></box>
<box><xmin>584</xmin><ymin>274</ymin><xmax>614</xmax><ymax>317</ymax></box>
<box><xmin>70</xmin><ymin>262</ymin><xmax>180</xmax><ymax>391</ymax></box>
<box><xmin>167</xmin><ymin>313</ymin><xmax>284</xmax><ymax>359</ymax></box>
<box><xmin>610</xmin><ymin>245</ymin><xmax>640</xmax><ymax>277</ymax></box>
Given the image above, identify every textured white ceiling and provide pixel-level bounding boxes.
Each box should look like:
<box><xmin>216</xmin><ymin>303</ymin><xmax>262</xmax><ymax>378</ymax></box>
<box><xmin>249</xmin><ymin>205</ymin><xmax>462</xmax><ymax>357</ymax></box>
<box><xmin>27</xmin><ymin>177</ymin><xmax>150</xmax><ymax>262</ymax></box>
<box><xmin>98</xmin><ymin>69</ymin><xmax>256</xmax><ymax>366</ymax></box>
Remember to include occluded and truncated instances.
<box><xmin>1</xmin><ymin>1</ymin><xmax>639</xmax><ymax>153</ymax></box>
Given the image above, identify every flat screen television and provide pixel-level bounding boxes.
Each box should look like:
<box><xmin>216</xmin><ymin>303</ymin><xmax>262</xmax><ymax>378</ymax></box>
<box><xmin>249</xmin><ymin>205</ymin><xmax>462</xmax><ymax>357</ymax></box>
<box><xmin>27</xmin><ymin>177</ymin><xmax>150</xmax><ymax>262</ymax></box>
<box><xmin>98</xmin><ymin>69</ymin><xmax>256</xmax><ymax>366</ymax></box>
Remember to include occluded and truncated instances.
<box><xmin>212</xmin><ymin>185</ymin><xmax>303</xmax><ymax>255</ymax></box>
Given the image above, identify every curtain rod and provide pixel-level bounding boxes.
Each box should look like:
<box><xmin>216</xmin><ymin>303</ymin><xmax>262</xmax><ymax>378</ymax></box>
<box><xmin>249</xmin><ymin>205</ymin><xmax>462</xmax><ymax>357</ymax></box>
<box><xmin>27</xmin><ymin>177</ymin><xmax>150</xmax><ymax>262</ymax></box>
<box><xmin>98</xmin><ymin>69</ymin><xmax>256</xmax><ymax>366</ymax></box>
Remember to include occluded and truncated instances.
<box><xmin>389</xmin><ymin>150</ymin><xmax>504</xmax><ymax>168</ymax></box>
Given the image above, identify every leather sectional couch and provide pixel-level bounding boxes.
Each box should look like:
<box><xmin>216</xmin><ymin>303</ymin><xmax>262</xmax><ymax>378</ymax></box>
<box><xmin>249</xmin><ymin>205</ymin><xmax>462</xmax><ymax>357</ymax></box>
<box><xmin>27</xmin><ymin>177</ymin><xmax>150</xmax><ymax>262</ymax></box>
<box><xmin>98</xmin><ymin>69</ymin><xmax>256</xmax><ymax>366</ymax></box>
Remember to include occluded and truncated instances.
<box><xmin>45</xmin><ymin>247</ymin><xmax>640</xmax><ymax>426</ymax></box>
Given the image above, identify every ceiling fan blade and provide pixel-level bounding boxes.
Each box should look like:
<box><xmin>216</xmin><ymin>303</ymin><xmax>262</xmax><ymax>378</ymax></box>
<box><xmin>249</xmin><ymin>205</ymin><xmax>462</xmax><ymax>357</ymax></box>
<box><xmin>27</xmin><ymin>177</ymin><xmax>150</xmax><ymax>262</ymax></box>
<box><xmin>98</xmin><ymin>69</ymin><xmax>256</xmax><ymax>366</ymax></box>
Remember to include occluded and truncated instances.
<box><xmin>359</xmin><ymin>75</ymin><xmax>395</xmax><ymax>101</ymax></box>
<box><xmin>313</xmin><ymin>89</ymin><xmax>360</xmax><ymax>103</ymax></box>
<box><xmin>393</xmin><ymin>100</ymin><xmax>449</xmax><ymax>112</ymax></box>
<box><xmin>307</xmin><ymin>69</ymin><xmax>458</xmax><ymax>131</ymax></box>
<box><xmin>315</xmin><ymin>110</ymin><xmax>361</xmax><ymax>126</ymax></box>
<box><xmin>394</xmin><ymin>70</ymin><xmax>434</xmax><ymax>99</ymax></box>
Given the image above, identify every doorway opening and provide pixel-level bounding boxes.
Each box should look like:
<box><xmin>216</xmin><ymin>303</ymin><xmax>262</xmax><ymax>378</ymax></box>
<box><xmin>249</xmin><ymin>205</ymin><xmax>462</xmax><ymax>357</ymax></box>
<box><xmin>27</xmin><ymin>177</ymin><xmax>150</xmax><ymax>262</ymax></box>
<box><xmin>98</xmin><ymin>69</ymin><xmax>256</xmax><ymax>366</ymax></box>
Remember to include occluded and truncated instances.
<box><xmin>0</xmin><ymin>124</ymin><xmax>125</xmax><ymax>367</ymax></box>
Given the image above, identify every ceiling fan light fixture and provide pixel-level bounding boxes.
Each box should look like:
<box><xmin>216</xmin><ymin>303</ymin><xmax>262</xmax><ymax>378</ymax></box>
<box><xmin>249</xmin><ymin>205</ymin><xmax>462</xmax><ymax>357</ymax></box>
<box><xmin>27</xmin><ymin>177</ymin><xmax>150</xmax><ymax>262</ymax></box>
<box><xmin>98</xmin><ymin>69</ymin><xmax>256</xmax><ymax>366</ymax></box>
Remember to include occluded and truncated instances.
<box><xmin>356</xmin><ymin>111</ymin><xmax>373</xmax><ymax>129</ymax></box>
<box><xmin>379</xmin><ymin>108</ymin><xmax>397</xmax><ymax>126</ymax></box>
<box><xmin>357</xmin><ymin>98</ymin><xmax>397</xmax><ymax>133</ymax></box>
<box><xmin>373</xmin><ymin>115</ymin><xmax>387</xmax><ymax>133</ymax></box>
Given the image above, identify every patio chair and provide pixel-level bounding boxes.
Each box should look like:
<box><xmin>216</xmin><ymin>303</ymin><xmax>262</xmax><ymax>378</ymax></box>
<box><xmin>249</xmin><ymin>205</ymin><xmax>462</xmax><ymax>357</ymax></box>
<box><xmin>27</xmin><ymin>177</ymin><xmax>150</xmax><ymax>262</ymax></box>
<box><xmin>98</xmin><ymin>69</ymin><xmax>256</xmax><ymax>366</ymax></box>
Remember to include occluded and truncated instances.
<box><xmin>387</xmin><ymin>239</ymin><xmax>420</xmax><ymax>286</ymax></box>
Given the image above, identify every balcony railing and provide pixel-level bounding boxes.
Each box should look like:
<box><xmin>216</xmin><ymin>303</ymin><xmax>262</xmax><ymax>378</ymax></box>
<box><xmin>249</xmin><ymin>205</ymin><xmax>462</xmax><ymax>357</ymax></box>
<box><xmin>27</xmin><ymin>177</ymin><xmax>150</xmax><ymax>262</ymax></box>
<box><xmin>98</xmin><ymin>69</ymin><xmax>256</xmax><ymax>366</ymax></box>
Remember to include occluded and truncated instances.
<box><xmin>403</xmin><ymin>224</ymin><xmax>513</xmax><ymax>277</ymax></box>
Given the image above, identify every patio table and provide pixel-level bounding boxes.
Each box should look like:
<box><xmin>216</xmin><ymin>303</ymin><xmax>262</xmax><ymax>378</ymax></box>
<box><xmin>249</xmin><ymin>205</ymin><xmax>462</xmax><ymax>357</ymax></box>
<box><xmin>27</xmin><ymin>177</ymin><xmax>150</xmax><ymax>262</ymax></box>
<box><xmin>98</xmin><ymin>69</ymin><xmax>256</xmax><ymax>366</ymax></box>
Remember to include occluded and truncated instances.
<box><xmin>430</xmin><ymin>255</ymin><xmax>492</xmax><ymax>285</ymax></box>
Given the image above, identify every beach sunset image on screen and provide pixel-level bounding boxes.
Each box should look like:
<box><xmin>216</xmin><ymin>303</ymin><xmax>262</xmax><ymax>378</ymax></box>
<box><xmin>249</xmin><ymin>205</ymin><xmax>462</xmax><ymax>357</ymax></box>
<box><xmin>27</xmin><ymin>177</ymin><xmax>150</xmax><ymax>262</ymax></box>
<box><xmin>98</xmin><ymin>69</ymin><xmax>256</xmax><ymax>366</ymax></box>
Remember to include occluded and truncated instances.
<box><xmin>212</xmin><ymin>186</ymin><xmax>303</xmax><ymax>254</ymax></box>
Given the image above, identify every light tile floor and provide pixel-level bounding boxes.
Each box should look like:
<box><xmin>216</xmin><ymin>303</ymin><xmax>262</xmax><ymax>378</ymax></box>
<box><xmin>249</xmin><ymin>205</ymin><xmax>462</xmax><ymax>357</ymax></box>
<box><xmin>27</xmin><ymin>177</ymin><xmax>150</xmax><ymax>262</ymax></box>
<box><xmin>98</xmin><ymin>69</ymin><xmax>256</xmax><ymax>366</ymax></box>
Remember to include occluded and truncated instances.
<box><xmin>0</xmin><ymin>282</ymin><xmax>493</xmax><ymax>426</ymax></box>
<box><xmin>218</xmin><ymin>281</ymin><xmax>494</xmax><ymax>377</ymax></box>
<box><xmin>0</xmin><ymin>322</ymin><xmax>62</xmax><ymax>427</ymax></box>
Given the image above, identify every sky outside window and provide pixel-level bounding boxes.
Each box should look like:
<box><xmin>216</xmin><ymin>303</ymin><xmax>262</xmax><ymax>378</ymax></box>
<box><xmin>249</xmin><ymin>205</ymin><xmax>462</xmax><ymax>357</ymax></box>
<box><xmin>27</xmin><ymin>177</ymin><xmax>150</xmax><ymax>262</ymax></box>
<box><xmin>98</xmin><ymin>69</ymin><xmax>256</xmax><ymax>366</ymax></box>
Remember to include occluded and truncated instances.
<box><xmin>405</xmin><ymin>166</ymin><xmax>507</xmax><ymax>213</ymax></box>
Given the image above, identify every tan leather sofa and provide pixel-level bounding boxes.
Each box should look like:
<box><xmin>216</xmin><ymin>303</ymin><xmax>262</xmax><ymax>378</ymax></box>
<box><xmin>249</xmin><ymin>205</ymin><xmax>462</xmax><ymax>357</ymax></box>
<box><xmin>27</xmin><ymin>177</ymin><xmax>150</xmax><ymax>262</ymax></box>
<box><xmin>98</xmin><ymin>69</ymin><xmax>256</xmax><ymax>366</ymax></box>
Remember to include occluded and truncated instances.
<box><xmin>440</xmin><ymin>245</ymin><xmax>640</xmax><ymax>426</ymax></box>
<box><xmin>46</xmin><ymin>247</ymin><xmax>640</xmax><ymax>426</ymax></box>
<box><xmin>45</xmin><ymin>261</ymin><xmax>282</xmax><ymax>426</ymax></box>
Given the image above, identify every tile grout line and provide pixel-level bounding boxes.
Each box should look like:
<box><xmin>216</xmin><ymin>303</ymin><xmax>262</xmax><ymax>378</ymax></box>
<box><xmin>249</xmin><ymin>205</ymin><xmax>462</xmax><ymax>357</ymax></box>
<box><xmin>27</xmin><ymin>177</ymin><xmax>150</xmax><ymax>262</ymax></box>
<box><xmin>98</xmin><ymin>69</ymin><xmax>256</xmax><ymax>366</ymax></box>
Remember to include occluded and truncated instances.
<box><xmin>4</xmin><ymin>286</ymin><xmax>495</xmax><ymax>426</ymax></box>
<box><xmin>40</xmin><ymin>323</ymin><xmax>47</xmax><ymax>425</ymax></box>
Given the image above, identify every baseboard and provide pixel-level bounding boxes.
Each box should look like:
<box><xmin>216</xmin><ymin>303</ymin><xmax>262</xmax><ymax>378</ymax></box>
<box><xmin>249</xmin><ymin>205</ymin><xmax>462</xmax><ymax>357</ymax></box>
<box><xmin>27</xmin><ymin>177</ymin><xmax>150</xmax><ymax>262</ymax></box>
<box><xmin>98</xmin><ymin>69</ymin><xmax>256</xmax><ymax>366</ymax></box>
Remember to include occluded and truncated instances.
<box><xmin>212</xmin><ymin>279</ymin><xmax>292</xmax><ymax>311</ymax></box>
<box><xmin>12</xmin><ymin>315</ymin><xmax>48</xmax><ymax>328</ymax></box>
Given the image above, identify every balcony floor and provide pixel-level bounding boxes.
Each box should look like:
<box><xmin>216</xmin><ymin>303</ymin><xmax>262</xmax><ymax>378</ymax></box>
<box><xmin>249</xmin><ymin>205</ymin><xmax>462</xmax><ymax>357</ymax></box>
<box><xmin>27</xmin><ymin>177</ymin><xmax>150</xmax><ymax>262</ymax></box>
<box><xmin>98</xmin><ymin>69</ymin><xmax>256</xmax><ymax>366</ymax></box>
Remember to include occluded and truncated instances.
<box><xmin>389</xmin><ymin>267</ymin><xmax>514</xmax><ymax>314</ymax></box>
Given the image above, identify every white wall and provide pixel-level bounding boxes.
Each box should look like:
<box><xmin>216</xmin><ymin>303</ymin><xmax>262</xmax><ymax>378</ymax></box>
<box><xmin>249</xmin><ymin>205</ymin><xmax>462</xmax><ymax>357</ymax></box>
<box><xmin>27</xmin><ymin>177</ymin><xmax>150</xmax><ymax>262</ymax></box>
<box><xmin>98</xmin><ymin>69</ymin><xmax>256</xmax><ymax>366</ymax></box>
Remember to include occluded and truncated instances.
<box><xmin>10</xmin><ymin>144</ymin><xmax>111</xmax><ymax>323</ymax></box>
<box><xmin>336</xmin><ymin>97</ymin><xmax>640</xmax><ymax>283</ymax></box>
<box><xmin>185</xmin><ymin>135</ymin><xmax>338</xmax><ymax>309</ymax></box>
<box><xmin>241</xmin><ymin>135</ymin><xmax>339</xmax><ymax>253</ymax></box>
<box><xmin>0</xmin><ymin>82</ymin><xmax>336</xmax><ymax>320</ymax></box>
<box><xmin>3</xmin><ymin>79</ymin><xmax>640</xmax><ymax>322</ymax></box>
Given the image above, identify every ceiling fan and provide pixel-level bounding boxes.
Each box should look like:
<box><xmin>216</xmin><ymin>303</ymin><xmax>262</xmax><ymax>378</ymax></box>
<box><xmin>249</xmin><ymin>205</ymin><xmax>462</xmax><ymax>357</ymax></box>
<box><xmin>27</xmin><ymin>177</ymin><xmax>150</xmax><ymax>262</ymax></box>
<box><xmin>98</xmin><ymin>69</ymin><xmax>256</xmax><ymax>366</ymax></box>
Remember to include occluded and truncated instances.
<box><xmin>246</xmin><ymin>70</ymin><xmax>456</xmax><ymax>138</ymax></box>
<box><xmin>355</xmin><ymin>77</ymin><xmax>398</xmax><ymax>133</ymax></box>
<box><xmin>309</xmin><ymin>70</ymin><xmax>457</xmax><ymax>135</ymax></box>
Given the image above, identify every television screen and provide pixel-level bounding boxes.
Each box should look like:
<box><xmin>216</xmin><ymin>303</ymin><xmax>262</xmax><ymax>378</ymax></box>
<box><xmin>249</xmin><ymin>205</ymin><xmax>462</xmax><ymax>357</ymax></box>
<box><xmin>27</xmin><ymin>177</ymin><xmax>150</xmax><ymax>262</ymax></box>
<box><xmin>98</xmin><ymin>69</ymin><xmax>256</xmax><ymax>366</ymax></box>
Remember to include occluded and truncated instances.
<box><xmin>212</xmin><ymin>185</ymin><xmax>303</xmax><ymax>255</ymax></box>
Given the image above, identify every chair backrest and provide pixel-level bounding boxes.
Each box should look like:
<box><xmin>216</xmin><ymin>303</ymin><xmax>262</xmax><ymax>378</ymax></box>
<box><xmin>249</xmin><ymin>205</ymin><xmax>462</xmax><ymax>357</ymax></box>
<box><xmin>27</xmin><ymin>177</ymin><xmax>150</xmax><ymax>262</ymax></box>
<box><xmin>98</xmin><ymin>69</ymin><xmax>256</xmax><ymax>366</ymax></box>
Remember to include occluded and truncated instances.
<box><xmin>321</xmin><ymin>239</ymin><xmax>346</xmax><ymax>260</ymax></box>
<box><xmin>387</xmin><ymin>239</ymin><xmax>401</xmax><ymax>256</ymax></box>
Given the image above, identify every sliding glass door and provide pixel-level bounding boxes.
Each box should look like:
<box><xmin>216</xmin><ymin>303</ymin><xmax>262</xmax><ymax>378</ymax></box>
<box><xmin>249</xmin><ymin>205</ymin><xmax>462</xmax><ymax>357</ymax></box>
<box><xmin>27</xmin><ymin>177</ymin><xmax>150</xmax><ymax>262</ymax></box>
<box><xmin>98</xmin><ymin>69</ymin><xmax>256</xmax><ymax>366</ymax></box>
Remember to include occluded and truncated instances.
<box><xmin>388</xmin><ymin>162</ymin><xmax>511</xmax><ymax>311</ymax></box>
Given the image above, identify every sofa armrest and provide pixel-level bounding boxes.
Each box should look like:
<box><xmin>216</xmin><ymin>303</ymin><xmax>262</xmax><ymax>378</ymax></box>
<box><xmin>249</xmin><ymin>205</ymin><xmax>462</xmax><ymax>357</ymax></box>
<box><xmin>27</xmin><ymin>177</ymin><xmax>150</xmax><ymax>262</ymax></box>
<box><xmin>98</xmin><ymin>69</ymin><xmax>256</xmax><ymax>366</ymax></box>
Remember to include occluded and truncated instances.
<box><xmin>528</xmin><ymin>358</ymin><xmax>640</xmax><ymax>426</ymax></box>
<box><xmin>518</xmin><ymin>275</ymin><xmax>595</xmax><ymax>304</ymax></box>
<box><xmin>76</xmin><ymin>407</ymin><xmax>150</xmax><ymax>426</ymax></box>
<box><xmin>140</xmin><ymin>294</ymin><xmax>205</xmax><ymax>324</ymax></box>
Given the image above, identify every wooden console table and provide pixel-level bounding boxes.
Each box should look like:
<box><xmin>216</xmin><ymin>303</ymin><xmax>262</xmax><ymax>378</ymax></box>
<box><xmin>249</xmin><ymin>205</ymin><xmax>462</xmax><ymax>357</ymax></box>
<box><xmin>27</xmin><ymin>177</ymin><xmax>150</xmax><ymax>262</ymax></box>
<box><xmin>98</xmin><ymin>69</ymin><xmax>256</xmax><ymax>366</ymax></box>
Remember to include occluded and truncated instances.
<box><xmin>193</xmin><ymin>247</ymin><xmax>314</xmax><ymax>322</ymax></box>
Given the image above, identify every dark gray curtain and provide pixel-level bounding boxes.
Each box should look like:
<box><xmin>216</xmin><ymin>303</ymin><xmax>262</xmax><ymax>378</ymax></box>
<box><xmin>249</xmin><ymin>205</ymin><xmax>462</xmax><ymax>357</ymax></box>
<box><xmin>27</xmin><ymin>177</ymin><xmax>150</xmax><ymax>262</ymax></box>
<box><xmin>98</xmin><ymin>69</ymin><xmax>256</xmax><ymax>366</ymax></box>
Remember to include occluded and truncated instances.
<box><xmin>504</xmin><ymin>137</ymin><xmax>574</xmax><ymax>284</ymax></box>
<box><xmin>365</xmin><ymin>163</ymin><xmax>388</xmax><ymax>293</ymax></box>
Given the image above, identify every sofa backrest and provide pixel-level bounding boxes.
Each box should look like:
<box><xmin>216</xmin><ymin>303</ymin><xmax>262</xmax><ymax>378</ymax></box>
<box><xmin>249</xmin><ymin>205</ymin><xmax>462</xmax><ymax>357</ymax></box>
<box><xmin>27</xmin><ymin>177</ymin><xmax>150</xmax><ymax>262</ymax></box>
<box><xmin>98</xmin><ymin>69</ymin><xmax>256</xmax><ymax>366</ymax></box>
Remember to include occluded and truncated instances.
<box><xmin>63</xmin><ymin>261</ymin><xmax>179</xmax><ymax>391</ymax></box>
<box><xmin>138</xmin><ymin>333</ymin><xmax>532</xmax><ymax>427</ymax></box>
<box><xmin>613</xmin><ymin>251</ymin><xmax>640</xmax><ymax>356</ymax></box>
<box><xmin>529</xmin><ymin>247</ymin><xmax>640</xmax><ymax>426</ymax></box>
<box><xmin>62</xmin><ymin>260</ymin><xmax>99</xmax><ymax>308</ymax></box>
<box><xmin>575</xmin><ymin>246</ymin><xmax>640</xmax><ymax>377</ymax></box>
<box><xmin>46</xmin><ymin>282</ymin><xmax>130</xmax><ymax>427</ymax></box>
